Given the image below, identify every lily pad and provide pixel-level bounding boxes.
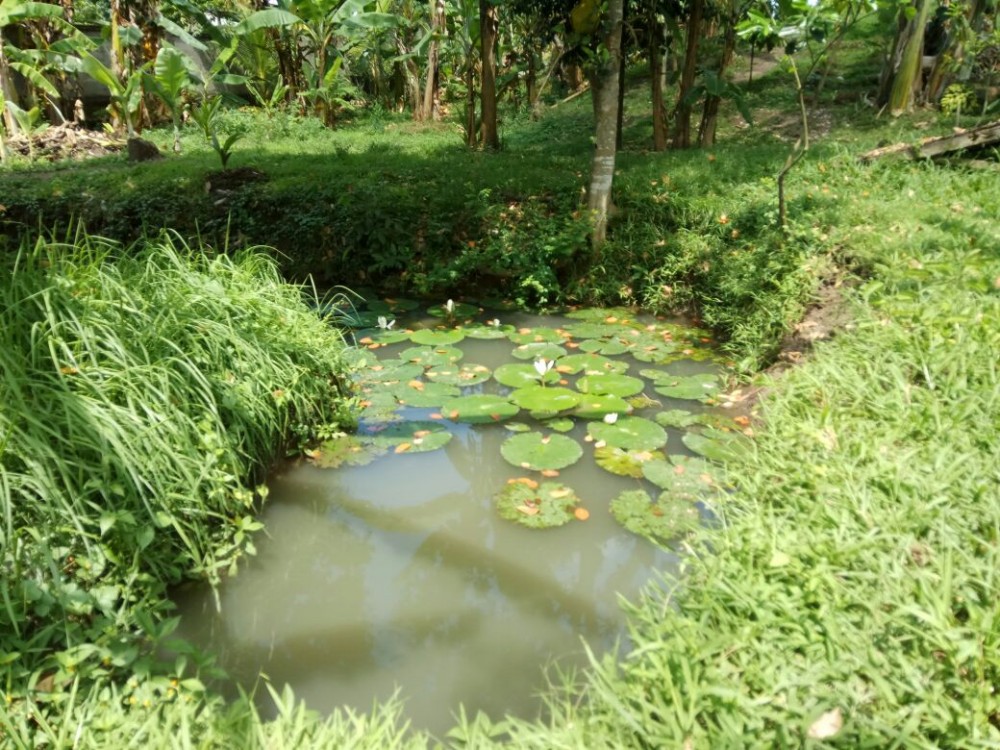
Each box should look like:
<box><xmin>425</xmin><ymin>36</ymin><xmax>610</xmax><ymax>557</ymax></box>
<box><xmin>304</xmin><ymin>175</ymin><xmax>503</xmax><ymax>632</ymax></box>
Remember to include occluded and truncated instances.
<box><xmin>409</xmin><ymin>329</ymin><xmax>466</xmax><ymax>346</ymax></box>
<box><xmin>399</xmin><ymin>346</ymin><xmax>464</xmax><ymax>367</ymax></box>
<box><xmin>578</xmin><ymin>338</ymin><xmax>632</xmax><ymax>356</ymax></box>
<box><xmin>444</xmin><ymin>394</ymin><xmax>519</xmax><ymax>424</ymax></box>
<box><xmin>587</xmin><ymin>416</ymin><xmax>667</xmax><ymax>451</ymax></box>
<box><xmin>391</xmin><ymin>380</ymin><xmax>461</xmax><ymax>407</ymax></box>
<box><xmin>653</xmin><ymin>373</ymin><xmax>721</xmax><ymax>400</ymax></box>
<box><xmin>654</xmin><ymin>409</ymin><xmax>703</xmax><ymax>428</ymax></box>
<box><xmin>367</xmin><ymin>297</ymin><xmax>420</xmax><ymax>314</ymax></box>
<box><xmin>504</xmin><ymin>421</ymin><xmax>532</xmax><ymax>433</ymax></box>
<box><xmin>577</xmin><ymin>373</ymin><xmax>645</xmax><ymax>398</ymax></box>
<box><xmin>508</xmin><ymin>386</ymin><xmax>582</xmax><ymax>416</ymax></box>
<box><xmin>542</xmin><ymin>417</ymin><xmax>575</xmax><ymax>433</ymax></box>
<box><xmin>511</xmin><ymin>342</ymin><xmax>568</xmax><ymax>361</ymax></box>
<box><xmin>461</xmin><ymin>324</ymin><xmax>515</xmax><ymax>340</ymax></box>
<box><xmin>632</xmin><ymin>338</ymin><xmax>682</xmax><ymax>364</ymax></box>
<box><xmin>565</xmin><ymin>307</ymin><xmax>635</xmax><ymax>322</ymax></box>
<box><xmin>500</xmin><ymin>432</ymin><xmax>583</xmax><ymax>471</ymax></box>
<box><xmin>642</xmin><ymin>458</ymin><xmax>720</xmax><ymax>499</ymax></box>
<box><xmin>627</xmin><ymin>394</ymin><xmax>662</xmax><ymax>411</ymax></box>
<box><xmin>563</xmin><ymin>322</ymin><xmax>624</xmax><ymax>339</ymax></box>
<box><xmin>357</xmin><ymin>390</ymin><xmax>402</xmax><ymax>423</ymax></box>
<box><xmin>610</xmin><ymin>489</ymin><xmax>700</xmax><ymax>541</ymax></box>
<box><xmin>507</xmin><ymin>327</ymin><xmax>568</xmax><ymax>345</ymax></box>
<box><xmin>311</xmin><ymin>435</ymin><xmax>385</xmax><ymax>469</ymax></box>
<box><xmin>594</xmin><ymin>446</ymin><xmax>665</xmax><ymax>478</ymax></box>
<box><xmin>682</xmin><ymin>430</ymin><xmax>748</xmax><ymax>462</ymax></box>
<box><xmin>557</xmin><ymin>353</ymin><xmax>629</xmax><ymax>376</ymax></box>
<box><xmin>367</xmin><ymin>421</ymin><xmax>453</xmax><ymax>453</ymax></box>
<box><xmin>425</xmin><ymin>362</ymin><xmax>492</xmax><ymax>386</ymax></box>
<box><xmin>495</xmin><ymin>481</ymin><xmax>580</xmax><ymax>529</ymax></box>
<box><xmin>573</xmin><ymin>394</ymin><xmax>632</xmax><ymax>419</ymax></box>
<box><xmin>494</xmin><ymin>363</ymin><xmax>560</xmax><ymax>388</ymax></box>
<box><xmin>427</xmin><ymin>301</ymin><xmax>480</xmax><ymax>319</ymax></box>
<box><xmin>357</xmin><ymin>361</ymin><xmax>425</xmax><ymax>385</ymax></box>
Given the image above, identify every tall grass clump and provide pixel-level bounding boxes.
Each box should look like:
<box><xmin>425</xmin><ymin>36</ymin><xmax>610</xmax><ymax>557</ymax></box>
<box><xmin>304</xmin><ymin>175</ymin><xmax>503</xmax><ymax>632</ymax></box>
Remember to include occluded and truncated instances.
<box><xmin>0</xmin><ymin>232</ymin><xmax>354</xmax><ymax>744</ymax></box>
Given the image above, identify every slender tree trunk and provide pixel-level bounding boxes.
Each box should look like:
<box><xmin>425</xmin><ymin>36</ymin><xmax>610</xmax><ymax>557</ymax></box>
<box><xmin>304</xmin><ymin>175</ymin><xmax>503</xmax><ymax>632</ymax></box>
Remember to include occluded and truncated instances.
<box><xmin>419</xmin><ymin>0</ymin><xmax>444</xmax><ymax>121</ymax></box>
<box><xmin>650</xmin><ymin>14</ymin><xmax>667</xmax><ymax>151</ymax></box>
<box><xmin>615</xmin><ymin>0</ymin><xmax>628</xmax><ymax>151</ymax></box>
<box><xmin>0</xmin><ymin>27</ymin><xmax>20</xmax><ymax>137</ymax></box>
<box><xmin>889</xmin><ymin>0</ymin><xmax>935</xmax><ymax>115</ymax></box>
<box><xmin>480</xmin><ymin>0</ymin><xmax>500</xmax><ymax>150</ymax></box>
<box><xmin>587</xmin><ymin>0</ymin><xmax>625</xmax><ymax>251</ymax></box>
<box><xmin>672</xmin><ymin>0</ymin><xmax>704</xmax><ymax>148</ymax></box>
<box><xmin>465</xmin><ymin>61</ymin><xmax>477</xmax><ymax>147</ymax></box>
<box><xmin>698</xmin><ymin>3</ymin><xmax>738</xmax><ymax>147</ymax></box>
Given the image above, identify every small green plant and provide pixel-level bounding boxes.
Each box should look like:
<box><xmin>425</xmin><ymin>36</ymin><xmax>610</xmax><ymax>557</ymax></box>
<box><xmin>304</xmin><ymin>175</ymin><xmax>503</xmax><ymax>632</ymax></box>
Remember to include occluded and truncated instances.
<box><xmin>191</xmin><ymin>94</ymin><xmax>245</xmax><ymax>169</ymax></box>
<box><xmin>939</xmin><ymin>83</ymin><xmax>974</xmax><ymax>124</ymax></box>
<box><xmin>2</xmin><ymin>100</ymin><xmax>47</xmax><ymax>160</ymax></box>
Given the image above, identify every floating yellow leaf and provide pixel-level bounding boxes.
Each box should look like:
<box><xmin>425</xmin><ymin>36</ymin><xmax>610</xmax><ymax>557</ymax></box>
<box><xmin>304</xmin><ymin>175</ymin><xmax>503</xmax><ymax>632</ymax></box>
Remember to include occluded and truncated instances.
<box><xmin>394</xmin><ymin>443</ymin><xmax>412</xmax><ymax>454</ymax></box>
<box><xmin>549</xmin><ymin>488</ymin><xmax>571</xmax><ymax>499</ymax></box>
<box><xmin>541</xmin><ymin>469</ymin><xmax>560</xmax><ymax>478</ymax></box>
<box><xmin>517</xmin><ymin>504</ymin><xmax>540</xmax><ymax>516</ymax></box>
<box><xmin>358</xmin><ymin>337</ymin><xmax>373</xmax><ymax>344</ymax></box>
<box><xmin>574</xmin><ymin>508</ymin><xmax>590</xmax><ymax>521</ymax></box>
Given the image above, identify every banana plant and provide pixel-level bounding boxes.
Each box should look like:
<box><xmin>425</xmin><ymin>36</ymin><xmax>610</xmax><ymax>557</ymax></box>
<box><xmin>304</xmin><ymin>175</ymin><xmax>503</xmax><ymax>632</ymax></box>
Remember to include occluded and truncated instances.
<box><xmin>191</xmin><ymin>94</ymin><xmax>244</xmax><ymax>169</ymax></box>
<box><xmin>0</xmin><ymin>0</ymin><xmax>67</xmax><ymax>135</ymax></box>
<box><xmin>81</xmin><ymin>52</ymin><xmax>148</xmax><ymax>137</ymax></box>
<box><xmin>4</xmin><ymin>99</ymin><xmax>45</xmax><ymax>159</ymax></box>
<box><xmin>145</xmin><ymin>44</ymin><xmax>197</xmax><ymax>153</ymax></box>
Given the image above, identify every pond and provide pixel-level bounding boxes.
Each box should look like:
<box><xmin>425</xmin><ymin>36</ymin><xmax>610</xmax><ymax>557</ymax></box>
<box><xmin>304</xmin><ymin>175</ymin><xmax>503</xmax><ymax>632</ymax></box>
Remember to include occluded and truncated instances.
<box><xmin>173</xmin><ymin>302</ymin><xmax>748</xmax><ymax>737</ymax></box>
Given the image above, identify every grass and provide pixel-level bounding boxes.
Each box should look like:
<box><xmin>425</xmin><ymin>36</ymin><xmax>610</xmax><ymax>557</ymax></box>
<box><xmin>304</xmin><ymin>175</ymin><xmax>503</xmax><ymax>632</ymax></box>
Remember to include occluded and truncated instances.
<box><xmin>0</xmin><ymin>232</ymin><xmax>357</xmax><ymax>747</ymax></box>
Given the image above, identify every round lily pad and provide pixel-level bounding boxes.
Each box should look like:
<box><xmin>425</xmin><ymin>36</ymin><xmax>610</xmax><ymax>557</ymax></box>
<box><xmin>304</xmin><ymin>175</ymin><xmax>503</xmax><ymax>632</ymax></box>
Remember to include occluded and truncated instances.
<box><xmin>428</xmin><ymin>301</ymin><xmax>480</xmax><ymax>319</ymax></box>
<box><xmin>500</xmin><ymin>432</ymin><xmax>583</xmax><ymax>471</ymax></box>
<box><xmin>654</xmin><ymin>374</ymin><xmax>720</xmax><ymax>400</ymax></box>
<box><xmin>632</xmin><ymin>338</ymin><xmax>682</xmax><ymax>364</ymax></box>
<box><xmin>399</xmin><ymin>346</ymin><xmax>464</xmax><ymax>367</ymax></box>
<box><xmin>367</xmin><ymin>297</ymin><xmax>420</xmax><ymax>314</ymax></box>
<box><xmin>425</xmin><ymin>362</ymin><xmax>492</xmax><ymax>386</ymax></box>
<box><xmin>682</xmin><ymin>430</ymin><xmax>748</xmax><ymax>462</ymax></box>
<box><xmin>573</xmin><ymin>394</ymin><xmax>632</xmax><ymax>419</ymax></box>
<box><xmin>577</xmin><ymin>374</ymin><xmax>645</xmax><ymax>398</ymax></box>
<box><xmin>542</xmin><ymin>417</ymin><xmax>575</xmax><ymax>433</ymax></box>
<box><xmin>557</xmin><ymin>353</ymin><xmax>629</xmax><ymax>376</ymax></box>
<box><xmin>594</xmin><ymin>446</ymin><xmax>665</xmax><ymax>478</ymax></box>
<box><xmin>361</xmin><ymin>329</ymin><xmax>411</xmax><ymax>345</ymax></box>
<box><xmin>610</xmin><ymin>489</ymin><xmax>700</xmax><ymax>541</ymax></box>
<box><xmin>627</xmin><ymin>394</ymin><xmax>662</xmax><ymax>411</ymax></box>
<box><xmin>311</xmin><ymin>435</ymin><xmax>385</xmax><ymax>469</ymax></box>
<box><xmin>357</xmin><ymin>361</ymin><xmax>425</xmax><ymax>385</ymax></box>
<box><xmin>578</xmin><ymin>338</ymin><xmax>632</xmax><ymax>356</ymax></box>
<box><xmin>493</xmin><ymin>363</ymin><xmax>560</xmax><ymax>388</ymax></box>
<box><xmin>409</xmin><ymin>329</ymin><xmax>466</xmax><ymax>346</ymax></box>
<box><xmin>367</xmin><ymin>421</ymin><xmax>453</xmax><ymax>453</ymax></box>
<box><xmin>508</xmin><ymin>386</ymin><xmax>582</xmax><ymax>416</ymax></box>
<box><xmin>391</xmin><ymin>380</ymin><xmax>461</xmax><ymax>407</ymax></box>
<box><xmin>587</xmin><ymin>416</ymin><xmax>667</xmax><ymax>451</ymax></box>
<box><xmin>565</xmin><ymin>307</ymin><xmax>635</xmax><ymax>322</ymax></box>
<box><xmin>461</xmin><ymin>324</ymin><xmax>515</xmax><ymax>340</ymax></box>
<box><xmin>504</xmin><ymin>421</ymin><xmax>532</xmax><ymax>433</ymax></box>
<box><xmin>642</xmin><ymin>458</ymin><xmax>720</xmax><ymax>499</ymax></box>
<box><xmin>563</xmin><ymin>322</ymin><xmax>623</xmax><ymax>339</ymax></box>
<box><xmin>511</xmin><ymin>342</ymin><xmax>568</xmax><ymax>361</ymax></box>
<box><xmin>357</xmin><ymin>390</ymin><xmax>402</xmax><ymax>423</ymax></box>
<box><xmin>444</xmin><ymin>394</ymin><xmax>519</xmax><ymax>423</ymax></box>
<box><xmin>495</xmin><ymin>480</ymin><xmax>580</xmax><ymax>529</ymax></box>
<box><xmin>654</xmin><ymin>409</ymin><xmax>702</xmax><ymax>428</ymax></box>
<box><xmin>507</xmin><ymin>327</ymin><xmax>567</xmax><ymax>345</ymax></box>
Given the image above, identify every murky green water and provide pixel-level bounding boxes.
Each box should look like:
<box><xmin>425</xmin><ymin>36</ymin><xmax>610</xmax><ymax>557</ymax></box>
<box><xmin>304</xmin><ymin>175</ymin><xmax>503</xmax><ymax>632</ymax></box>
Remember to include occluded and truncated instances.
<box><xmin>174</xmin><ymin>308</ymin><xmax>741</xmax><ymax>736</ymax></box>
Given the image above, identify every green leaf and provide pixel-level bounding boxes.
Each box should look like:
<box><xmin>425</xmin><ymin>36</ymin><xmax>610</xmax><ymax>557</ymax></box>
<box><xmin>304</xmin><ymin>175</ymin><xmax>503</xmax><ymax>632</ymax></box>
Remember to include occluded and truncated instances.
<box><xmin>557</xmin><ymin>353</ymin><xmax>629</xmax><ymax>375</ymax></box>
<box><xmin>399</xmin><ymin>346</ymin><xmax>463</xmax><ymax>367</ymax></box>
<box><xmin>234</xmin><ymin>8</ymin><xmax>301</xmax><ymax>36</ymax></box>
<box><xmin>653</xmin><ymin>373</ymin><xmax>721</xmax><ymax>400</ymax></box>
<box><xmin>409</xmin><ymin>328</ymin><xmax>466</xmax><ymax>346</ymax></box>
<box><xmin>508</xmin><ymin>386</ymin><xmax>582</xmax><ymax>416</ymax></box>
<box><xmin>682</xmin><ymin>431</ymin><xmax>748</xmax><ymax>462</ymax></box>
<box><xmin>311</xmin><ymin>435</ymin><xmax>384</xmax><ymax>468</ymax></box>
<box><xmin>594</xmin><ymin>446</ymin><xmax>665</xmax><ymax>478</ymax></box>
<box><xmin>444</xmin><ymin>394</ymin><xmax>519</xmax><ymax>423</ymax></box>
<box><xmin>573</xmin><ymin>394</ymin><xmax>632</xmax><ymax>419</ymax></box>
<box><xmin>500</xmin><ymin>432</ymin><xmax>583</xmax><ymax>471</ymax></box>
<box><xmin>542</xmin><ymin>417</ymin><xmax>575</xmax><ymax>433</ymax></box>
<box><xmin>511</xmin><ymin>342</ymin><xmax>568</xmax><ymax>361</ymax></box>
<box><xmin>642</xmin><ymin>458</ymin><xmax>720</xmax><ymax>499</ymax></box>
<box><xmin>8</xmin><ymin>62</ymin><xmax>59</xmax><ymax>99</ymax></box>
<box><xmin>368</xmin><ymin>421</ymin><xmax>453</xmax><ymax>453</ymax></box>
<box><xmin>390</xmin><ymin>380</ymin><xmax>460</xmax><ymax>408</ymax></box>
<box><xmin>587</xmin><ymin>416</ymin><xmax>667</xmax><ymax>451</ymax></box>
<box><xmin>425</xmin><ymin>362</ymin><xmax>492</xmax><ymax>386</ymax></box>
<box><xmin>494</xmin><ymin>363</ymin><xmax>560</xmax><ymax>388</ymax></box>
<box><xmin>610</xmin><ymin>489</ymin><xmax>700</xmax><ymax>541</ymax></box>
<box><xmin>577</xmin><ymin>373</ymin><xmax>645</xmax><ymax>397</ymax></box>
<box><xmin>507</xmin><ymin>326</ymin><xmax>567</xmax><ymax>345</ymax></box>
<box><xmin>495</xmin><ymin>481</ymin><xmax>580</xmax><ymax>529</ymax></box>
<box><xmin>460</xmin><ymin>323</ymin><xmax>514</xmax><ymax>340</ymax></box>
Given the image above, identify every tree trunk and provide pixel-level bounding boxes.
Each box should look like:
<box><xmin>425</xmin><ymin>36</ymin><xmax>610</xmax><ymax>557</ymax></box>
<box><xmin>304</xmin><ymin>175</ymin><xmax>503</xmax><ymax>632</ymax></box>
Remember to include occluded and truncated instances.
<box><xmin>672</xmin><ymin>0</ymin><xmax>704</xmax><ymax>148</ymax></box>
<box><xmin>650</xmin><ymin>14</ymin><xmax>667</xmax><ymax>151</ymax></box>
<box><xmin>888</xmin><ymin>0</ymin><xmax>935</xmax><ymax>115</ymax></box>
<box><xmin>615</xmin><ymin>0</ymin><xmax>628</xmax><ymax>151</ymax></box>
<box><xmin>698</xmin><ymin>2</ymin><xmax>738</xmax><ymax>147</ymax></box>
<box><xmin>0</xmin><ymin>27</ymin><xmax>20</xmax><ymax>136</ymax></box>
<box><xmin>480</xmin><ymin>0</ymin><xmax>500</xmax><ymax>150</ymax></box>
<box><xmin>419</xmin><ymin>0</ymin><xmax>445</xmax><ymax>121</ymax></box>
<box><xmin>587</xmin><ymin>0</ymin><xmax>625</xmax><ymax>251</ymax></box>
<box><xmin>465</xmin><ymin>62</ymin><xmax>477</xmax><ymax>147</ymax></box>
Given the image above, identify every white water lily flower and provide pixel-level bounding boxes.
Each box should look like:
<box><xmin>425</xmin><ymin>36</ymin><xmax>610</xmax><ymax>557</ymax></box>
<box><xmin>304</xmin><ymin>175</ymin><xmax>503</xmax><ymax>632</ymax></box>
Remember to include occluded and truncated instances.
<box><xmin>376</xmin><ymin>316</ymin><xmax>396</xmax><ymax>330</ymax></box>
<box><xmin>445</xmin><ymin>299</ymin><xmax>455</xmax><ymax>313</ymax></box>
<box><xmin>488</xmin><ymin>318</ymin><xmax>501</xmax><ymax>327</ymax></box>
<box><xmin>603</xmin><ymin>412</ymin><xmax>619</xmax><ymax>424</ymax></box>
<box><xmin>533</xmin><ymin>358</ymin><xmax>554</xmax><ymax>378</ymax></box>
